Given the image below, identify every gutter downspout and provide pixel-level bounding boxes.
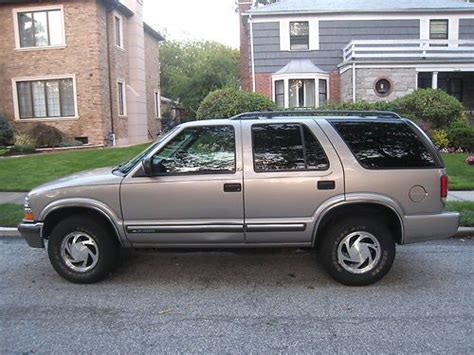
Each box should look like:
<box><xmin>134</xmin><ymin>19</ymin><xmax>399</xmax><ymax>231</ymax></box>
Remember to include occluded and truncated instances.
<box><xmin>249</xmin><ymin>14</ymin><xmax>256</xmax><ymax>92</ymax></box>
<box><xmin>352</xmin><ymin>62</ymin><xmax>356</xmax><ymax>103</ymax></box>
<box><xmin>105</xmin><ymin>7</ymin><xmax>116</xmax><ymax>146</ymax></box>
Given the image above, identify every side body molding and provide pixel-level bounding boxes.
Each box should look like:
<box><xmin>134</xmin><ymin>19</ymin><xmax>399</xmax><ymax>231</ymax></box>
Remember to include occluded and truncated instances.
<box><xmin>39</xmin><ymin>198</ymin><xmax>130</xmax><ymax>247</ymax></box>
<box><xmin>311</xmin><ymin>193</ymin><xmax>405</xmax><ymax>245</ymax></box>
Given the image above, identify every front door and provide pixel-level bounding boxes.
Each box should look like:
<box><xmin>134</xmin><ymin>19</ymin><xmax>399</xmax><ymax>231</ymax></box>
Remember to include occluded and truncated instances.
<box><xmin>121</xmin><ymin>122</ymin><xmax>244</xmax><ymax>246</ymax></box>
<box><xmin>241</xmin><ymin>119</ymin><xmax>344</xmax><ymax>244</ymax></box>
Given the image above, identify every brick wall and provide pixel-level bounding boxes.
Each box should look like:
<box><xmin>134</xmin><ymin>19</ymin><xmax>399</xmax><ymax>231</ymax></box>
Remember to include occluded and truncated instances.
<box><xmin>0</xmin><ymin>0</ymin><xmax>109</xmax><ymax>145</ymax></box>
<box><xmin>238</xmin><ymin>0</ymin><xmax>251</xmax><ymax>92</ymax></box>
<box><xmin>255</xmin><ymin>73</ymin><xmax>272</xmax><ymax>99</ymax></box>
<box><xmin>329</xmin><ymin>70</ymin><xmax>341</xmax><ymax>103</ymax></box>
<box><xmin>144</xmin><ymin>30</ymin><xmax>161</xmax><ymax>139</ymax></box>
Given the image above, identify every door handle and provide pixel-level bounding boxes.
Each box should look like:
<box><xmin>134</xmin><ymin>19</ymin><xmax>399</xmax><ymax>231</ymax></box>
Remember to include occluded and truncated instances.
<box><xmin>318</xmin><ymin>180</ymin><xmax>335</xmax><ymax>190</ymax></box>
<box><xmin>224</xmin><ymin>183</ymin><xmax>242</xmax><ymax>192</ymax></box>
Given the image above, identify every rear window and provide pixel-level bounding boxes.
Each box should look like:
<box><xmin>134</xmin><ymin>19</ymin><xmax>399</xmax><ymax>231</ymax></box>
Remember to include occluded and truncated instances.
<box><xmin>330</xmin><ymin>121</ymin><xmax>438</xmax><ymax>169</ymax></box>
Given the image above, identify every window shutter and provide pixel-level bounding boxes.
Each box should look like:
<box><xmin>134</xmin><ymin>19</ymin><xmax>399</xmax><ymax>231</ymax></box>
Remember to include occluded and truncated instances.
<box><xmin>309</xmin><ymin>20</ymin><xmax>319</xmax><ymax>50</ymax></box>
<box><xmin>280</xmin><ymin>20</ymin><xmax>290</xmax><ymax>51</ymax></box>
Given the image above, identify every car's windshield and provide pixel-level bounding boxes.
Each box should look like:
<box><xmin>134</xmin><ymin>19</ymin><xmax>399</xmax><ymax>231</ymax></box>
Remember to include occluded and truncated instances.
<box><xmin>113</xmin><ymin>127</ymin><xmax>179</xmax><ymax>174</ymax></box>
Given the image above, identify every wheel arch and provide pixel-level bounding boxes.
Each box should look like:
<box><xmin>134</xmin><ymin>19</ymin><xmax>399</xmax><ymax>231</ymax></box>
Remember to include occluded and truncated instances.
<box><xmin>313</xmin><ymin>199</ymin><xmax>404</xmax><ymax>247</ymax></box>
<box><xmin>40</xmin><ymin>198</ymin><xmax>128</xmax><ymax>247</ymax></box>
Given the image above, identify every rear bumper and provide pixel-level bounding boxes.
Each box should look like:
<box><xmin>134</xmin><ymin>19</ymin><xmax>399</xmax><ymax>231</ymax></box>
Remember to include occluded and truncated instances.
<box><xmin>403</xmin><ymin>212</ymin><xmax>460</xmax><ymax>244</ymax></box>
<box><xmin>18</xmin><ymin>222</ymin><xmax>44</xmax><ymax>248</ymax></box>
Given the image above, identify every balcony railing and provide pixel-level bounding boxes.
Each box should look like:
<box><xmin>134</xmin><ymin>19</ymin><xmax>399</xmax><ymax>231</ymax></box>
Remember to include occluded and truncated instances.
<box><xmin>342</xmin><ymin>40</ymin><xmax>474</xmax><ymax>63</ymax></box>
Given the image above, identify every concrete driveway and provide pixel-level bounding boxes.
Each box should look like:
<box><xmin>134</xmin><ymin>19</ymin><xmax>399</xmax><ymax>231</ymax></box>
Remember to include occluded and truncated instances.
<box><xmin>1</xmin><ymin>237</ymin><xmax>473</xmax><ymax>353</ymax></box>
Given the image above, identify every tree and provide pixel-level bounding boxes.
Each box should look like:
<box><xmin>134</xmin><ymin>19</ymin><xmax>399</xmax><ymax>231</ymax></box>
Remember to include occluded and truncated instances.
<box><xmin>254</xmin><ymin>0</ymin><xmax>279</xmax><ymax>6</ymax></box>
<box><xmin>160</xmin><ymin>40</ymin><xmax>239</xmax><ymax>115</ymax></box>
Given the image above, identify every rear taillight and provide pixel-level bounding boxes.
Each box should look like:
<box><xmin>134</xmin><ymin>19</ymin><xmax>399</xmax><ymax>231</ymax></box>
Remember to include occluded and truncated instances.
<box><xmin>441</xmin><ymin>175</ymin><xmax>448</xmax><ymax>201</ymax></box>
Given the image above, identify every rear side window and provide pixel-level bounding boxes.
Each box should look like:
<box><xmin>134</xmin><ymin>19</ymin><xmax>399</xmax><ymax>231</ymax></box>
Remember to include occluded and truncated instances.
<box><xmin>252</xmin><ymin>123</ymin><xmax>329</xmax><ymax>172</ymax></box>
<box><xmin>331</xmin><ymin>121</ymin><xmax>437</xmax><ymax>169</ymax></box>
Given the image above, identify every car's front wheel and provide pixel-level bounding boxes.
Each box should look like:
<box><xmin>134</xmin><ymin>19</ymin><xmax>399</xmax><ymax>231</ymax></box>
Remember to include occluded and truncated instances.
<box><xmin>319</xmin><ymin>218</ymin><xmax>395</xmax><ymax>286</ymax></box>
<box><xmin>47</xmin><ymin>215</ymin><xmax>119</xmax><ymax>283</ymax></box>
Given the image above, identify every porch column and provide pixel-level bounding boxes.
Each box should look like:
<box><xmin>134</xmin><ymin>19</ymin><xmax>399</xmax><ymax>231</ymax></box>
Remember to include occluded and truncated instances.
<box><xmin>432</xmin><ymin>72</ymin><xmax>439</xmax><ymax>89</ymax></box>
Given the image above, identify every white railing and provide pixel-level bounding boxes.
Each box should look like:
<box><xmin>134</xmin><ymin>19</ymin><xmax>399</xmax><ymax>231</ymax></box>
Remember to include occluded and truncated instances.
<box><xmin>342</xmin><ymin>40</ymin><xmax>474</xmax><ymax>63</ymax></box>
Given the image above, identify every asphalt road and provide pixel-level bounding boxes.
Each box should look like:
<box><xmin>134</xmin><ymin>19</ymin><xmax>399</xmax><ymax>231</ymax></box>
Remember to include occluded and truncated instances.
<box><xmin>1</xmin><ymin>237</ymin><xmax>473</xmax><ymax>353</ymax></box>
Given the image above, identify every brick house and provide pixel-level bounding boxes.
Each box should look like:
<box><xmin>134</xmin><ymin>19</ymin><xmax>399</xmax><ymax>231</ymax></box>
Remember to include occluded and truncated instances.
<box><xmin>0</xmin><ymin>0</ymin><xmax>164</xmax><ymax>146</ymax></box>
<box><xmin>239</xmin><ymin>0</ymin><xmax>474</xmax><ymax>116</ymax></box>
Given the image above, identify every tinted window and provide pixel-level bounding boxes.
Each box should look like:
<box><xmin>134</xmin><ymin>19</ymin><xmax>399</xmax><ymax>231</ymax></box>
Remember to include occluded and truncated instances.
<box><xmin>331</xmin><ymin>121</ymin><xmax>437</xmax><ymax>169</ymax></box>
<box><xmin>252</xmin><ymin>124</ymin><xmax>329</xmax><ymax>172</ymax></box>
<box><xmin>151</xmin><ymin>126</ymin><xmax>235</xmax><ymax>174</ymax></box>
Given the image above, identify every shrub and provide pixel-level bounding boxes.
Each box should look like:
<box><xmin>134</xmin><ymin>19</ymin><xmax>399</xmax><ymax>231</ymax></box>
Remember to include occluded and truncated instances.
<box><xmin>0</xmin><ymin>114</ymin><xmax>14</xmax><ymax>146</ymax></box>
<box><xmin>15</xmin><ymin>133</ymin><xmax>36</xmax><ymax>147</ymax></box>
<box><xmin>431</xmin><ymin>129</ymin><xmax>450</xmax><ymax>149</ymax></box>
<box><xmin>9</xmin><ymin>145</ymin><xmax>36</xmax><ymax>154</ymax></box>
<box><xmin>446</xmin><ymin>122</ymin><xmax>474</xmax><ymax>152</ymax></box>
<box><xmin>321</xmin><ymin>100</ymin><xmax>399</xmax><ymax>112</ymax></box>
<box><xmin>30</xmin><ymin>124</ymin><xmax>64</xmax><ymax>148</ymax></box>
<box><xmin>394</xmin><ymin>89</ymin><xmax>464</xmax><ymax>128</ymax></box>
<box><xmin>59</xmin><ymin>139</ymin><xmax>84</xmax><ymax>148</ymax></box>
<box><xmin>196</xmin><ymin>88</ymin><xmax>277</xmax><ymax>119</ymax></box>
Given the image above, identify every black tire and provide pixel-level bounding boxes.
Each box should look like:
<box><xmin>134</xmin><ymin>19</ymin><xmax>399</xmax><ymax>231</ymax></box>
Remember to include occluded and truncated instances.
<box><xmin>319</xmin><ymin>217</ymin><xmax>395</xmax><ymax>286</ymax></box>
<box><xmin>47</xmin><ymin>215</ymin><xmax>119</xmax><ymax>284</ymax></box>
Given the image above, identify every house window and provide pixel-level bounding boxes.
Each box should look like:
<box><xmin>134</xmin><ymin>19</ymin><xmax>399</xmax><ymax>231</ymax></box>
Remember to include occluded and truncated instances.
<box><xmin>374</xmin><ymin>78</ymin><xmax>392</xmax><ymax>97</ymax></box>
<box><xmin>154</xmin><ymin>90</ymin><xmax>161</xmax><ymax>118</ymax></box>
<box><xmin>319</xmin><ymin>79</ymin><xmax>327</xmax><ymax>105</ymax></box>
<box><xmin>290</xmin><ymin>22</ymin><xmax>309</xmax><ymax>50</ymax></box>
<box><xmin>114</xmin><ymin>15</ymin><xmax>123</xmax><ymax>48</ymax></box>
<box><xmin>15</xmin><ymin>78</ymin><xmax>75</xmax><ymax>119</ymax></box>
<box><xmin>439</xmin><ymin>77</ymin><xmax>463</xmax><ymax>102</ymax></box>
<box><xmin>289</xmin><ymin>79</ymin><xmax>315</xmax><ymax>108</ymax></box>
<box><xmin>274</xmin><ymin>80</ymin><xmax>284</xmax><ymax>107</ymax></box>
<box><xmin>430</xmin><ymin>20</ymin><xmax>449</xmax><ymax>40</ymax></box>
<box><xmin>417</xmin><ymin>72</ymin><xmax>433</xmax><ymax>89</ymax></box>
<box><xmin>117</xmin><ymin>81</ymin><xmax>126</xmax><ymax>116</ymax></box>
<box><xmin>16</xmin><ymin>7</ymin><xmax>64</xmax><ymax>48</ymax></box>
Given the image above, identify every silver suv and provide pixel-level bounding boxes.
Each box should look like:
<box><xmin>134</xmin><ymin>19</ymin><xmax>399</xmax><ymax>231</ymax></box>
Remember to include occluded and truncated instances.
<box><xmin>18</xmin><ymin>111</ymin><xmax>459</xmax><ymax>285</ymax></box>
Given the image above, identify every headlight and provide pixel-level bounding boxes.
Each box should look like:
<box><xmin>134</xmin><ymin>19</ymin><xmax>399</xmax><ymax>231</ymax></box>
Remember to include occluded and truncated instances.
<box><xmin>23</xmin><ymin>196</ymin><xmax>34</xmax><ymax>222</ymax></box>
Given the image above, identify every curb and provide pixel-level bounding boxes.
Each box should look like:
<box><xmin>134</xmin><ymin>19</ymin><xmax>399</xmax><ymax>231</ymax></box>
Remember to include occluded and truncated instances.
<box><xmin>0</xmin><ymin>227</ymin><xmax>473</xmax><ymax>239</ymax></box>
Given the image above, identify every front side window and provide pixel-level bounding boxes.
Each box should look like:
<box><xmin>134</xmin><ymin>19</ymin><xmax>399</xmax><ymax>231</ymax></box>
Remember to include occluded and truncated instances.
<box><xmin>331</xmin><ymin>121</ymin><xmax>438</xmax><ymax>169</ymax></box>
<box><xmin>430</xmin><ymin>19</ymin><xmax>449</xmax><ymax>40</ymax></box>
<box><xmin>118</xmin><ymin>81</ymin><xmax>126</xmax><ymax>116</ymax></box>
<box><xmin>17</xmin><ymin>9</ymin><xmax>64</xmax><ymax>48</ymax></box>
<box><xmin>289</xmin><ymin>79</ymin><xmax>315</xmax><ymax>108</ymax></box>
<box><xmin>252</xmin><ymin>123</ymin><xmax>329</xmax><ymax>172</ymax></box>
<box><xmin>274</xmin><ymin>80</ymin><xmax>284</xmax><ymax>107</ymax></box>
<box><xmin>151</xmin><ymin>126</ymin><xmax>236</xmax><ymax>175</ymax></box>
<box><xmin>16</xmin><ymin>78</ymin><xmax>75</xmax><ymax>119</ymax></box>
<box><xmin>290</xmin><ymin>21</ymin><xmax>309</xmax><ymax>50</ymax></box>
<box><xmin>114</xmin><ymin>15</ymin><xmax>123</xmax><ymax>48</ymax></box>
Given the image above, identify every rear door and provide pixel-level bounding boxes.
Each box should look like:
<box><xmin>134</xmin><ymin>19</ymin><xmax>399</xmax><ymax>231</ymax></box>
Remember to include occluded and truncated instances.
<box><xmin>242</xmin><ymin>119</ymin><xmax>344</xmax><ymax>244</ymax></box>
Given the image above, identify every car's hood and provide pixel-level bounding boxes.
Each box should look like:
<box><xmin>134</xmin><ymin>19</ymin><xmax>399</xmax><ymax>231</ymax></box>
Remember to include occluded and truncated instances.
<box><xmin>29</xmin><ymin>167</ymin><xmax>123</xmax><ymax>197</ymax></box>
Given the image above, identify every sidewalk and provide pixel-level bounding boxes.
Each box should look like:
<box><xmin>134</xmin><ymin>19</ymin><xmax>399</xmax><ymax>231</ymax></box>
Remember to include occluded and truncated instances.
<box><xmin>0</xmin><ymin>191</ymin><xmax>473</xmax><ymax>205</ymax></box>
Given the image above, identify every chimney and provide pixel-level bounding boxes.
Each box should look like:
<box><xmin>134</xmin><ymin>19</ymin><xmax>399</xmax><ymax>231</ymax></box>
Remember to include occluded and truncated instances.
<box><xmin>238</xmin><ymin>0</ymin><xmax>252</xmax><ymax>91</ymax></box>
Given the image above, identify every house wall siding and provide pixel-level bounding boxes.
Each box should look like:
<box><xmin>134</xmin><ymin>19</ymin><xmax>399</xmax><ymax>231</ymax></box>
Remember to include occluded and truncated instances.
<box><xmin>252</xmin><ymin>19</ymin><xmax>420</xmax><ymax>74</ymax></box>
<box><xmin>459</xmin><ymin>19</ymin><xmax>474</xmax><ymax>39</ymax></box>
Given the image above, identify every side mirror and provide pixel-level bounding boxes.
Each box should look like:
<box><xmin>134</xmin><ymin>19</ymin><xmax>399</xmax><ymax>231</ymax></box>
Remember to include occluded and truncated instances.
<box><xmin>141</xmin><ymin>157</ymin><xmax>152</xmax><ymax>176</ymax></box>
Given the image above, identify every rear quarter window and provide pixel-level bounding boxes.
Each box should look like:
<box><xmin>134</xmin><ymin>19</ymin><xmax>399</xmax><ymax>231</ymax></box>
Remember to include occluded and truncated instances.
<box><xmin>330</xmin><ymin>121</ymin><xmax>440</xmax><ymax>169</ymax></box>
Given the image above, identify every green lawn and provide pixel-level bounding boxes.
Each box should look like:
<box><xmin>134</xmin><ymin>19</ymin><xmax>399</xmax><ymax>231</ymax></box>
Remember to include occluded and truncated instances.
<box><xmin>0</xmin><ymin>204</ymin><xmax>23</xmax><ymax>227</ymax></box>
<box><xmin>442</xmin><ymin>153</ymin><xmax>474</xmax><ymax>191</ymax></box>
<box><xmin>445</xmin><ymin>201</ymin><xmax>474</xmax><ymax>227</ymax></box>
<box><xmin>0</xmin><ymin>144</ymin><xmax>149</xmax><ymax>192</ymax></box>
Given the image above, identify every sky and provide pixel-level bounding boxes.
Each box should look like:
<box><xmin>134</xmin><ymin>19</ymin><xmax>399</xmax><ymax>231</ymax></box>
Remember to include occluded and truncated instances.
<box><xmin>143</xmin><ymin>0</ymin><xmax>241</xmax><ymax>48</ymax></box>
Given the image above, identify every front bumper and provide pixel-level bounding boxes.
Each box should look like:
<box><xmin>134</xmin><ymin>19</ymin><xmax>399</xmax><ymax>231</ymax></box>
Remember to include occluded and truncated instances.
<box><xmin>403</xmin><ymin>212</ymin><xmax>460</xmax><ymax>244</ymax></box>
<box><xmin>18</xmin><ymin>222</ymin><xmax>44</xmax><ymax>248</ymax></box>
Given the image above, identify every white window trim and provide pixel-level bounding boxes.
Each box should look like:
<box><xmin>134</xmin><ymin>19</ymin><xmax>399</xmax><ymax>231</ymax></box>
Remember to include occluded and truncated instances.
<box><xmin>154</xmin><ymin>89</ymin><xmax>161</xmax><ymax>118</ymax></box>
<box><xmin>421</xmin><ymin>18</ymin><xmax>459</xmax><ymax>47</ymax></box>
<box><xmin>12</xmin><ymin>5</ymin><xmax>66</xmax><ymax>51</ymax></box>
<box><xmin>280</xmin><ymin>18</ymin><xmax>319</xmax><ymax>51</ymax></box>
<box><xmin>117</xmin><ymin>80</ymin><xmax>127</xmax><ymax>117</ymax></box>
<box><xmin>11</xmin><ymin>74</ymin><xmax>79</xmax><ymax>121</ymax></box>
<box><xmin>114</xmin><ymin>12</ymin><xmax>125</xmax><ymax>50</ymax></box>
<box><xmin>272</xmin><ymin>73</ymin><xmax>329</xmax><ymax>108</ymax></box>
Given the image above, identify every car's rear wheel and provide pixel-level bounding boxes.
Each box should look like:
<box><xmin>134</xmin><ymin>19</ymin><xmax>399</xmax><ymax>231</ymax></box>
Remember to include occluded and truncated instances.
<box><xmin>319</xmin><ymin>218</ymin><xmax>395</xmax><ymax>286</ymax></box>
<box><xmin>47</xmin><ymin>215</ymin><xmax>119</xmax><ymax>283</ymax></box>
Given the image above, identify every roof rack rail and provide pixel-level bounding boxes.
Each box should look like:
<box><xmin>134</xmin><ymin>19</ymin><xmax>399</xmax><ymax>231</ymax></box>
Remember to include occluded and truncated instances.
<box><xmin>230</xmin><ymin>110</ymin><xmax>401</xmax><ymax>120</ymax></box>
